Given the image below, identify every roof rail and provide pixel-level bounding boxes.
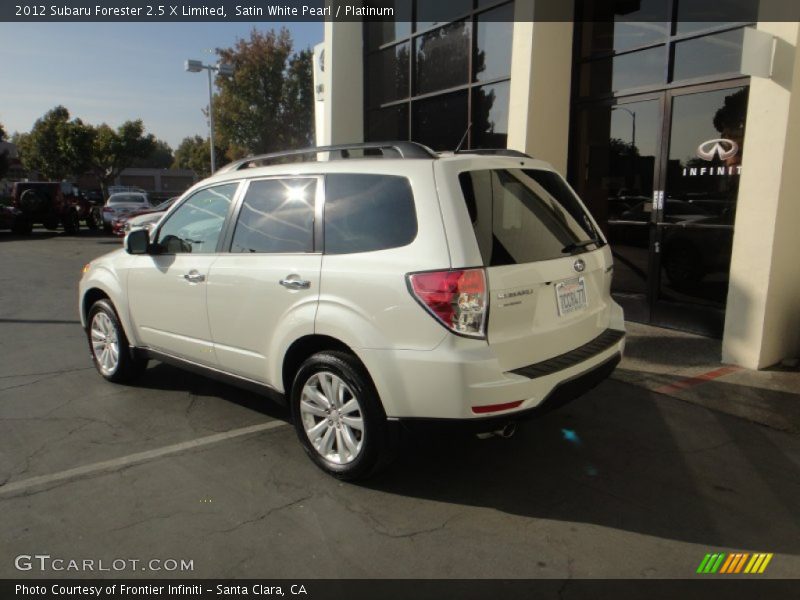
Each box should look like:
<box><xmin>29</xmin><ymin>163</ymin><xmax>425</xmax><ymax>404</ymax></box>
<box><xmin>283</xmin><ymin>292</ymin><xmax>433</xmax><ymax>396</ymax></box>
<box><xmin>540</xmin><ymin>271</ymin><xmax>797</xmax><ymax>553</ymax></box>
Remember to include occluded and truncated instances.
<box><xmin>455</xmin><ymin>149</ymin><xmax>532</xmax><ymax>158</ymax></box>
<box><xmin>217</xmin><ymin>141</ymin><xmax>437</xmax><ymax>173</ymax></box>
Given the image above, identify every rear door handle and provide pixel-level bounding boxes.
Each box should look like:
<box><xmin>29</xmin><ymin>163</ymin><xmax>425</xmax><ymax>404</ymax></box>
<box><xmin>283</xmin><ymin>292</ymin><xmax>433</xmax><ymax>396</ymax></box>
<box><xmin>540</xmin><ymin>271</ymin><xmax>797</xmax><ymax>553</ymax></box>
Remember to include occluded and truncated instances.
<box><xmin>279</xmin><ymin>276</ymin><xmax>311</xmax><ymax>290</ymax></box>
<box><xmin>183</xmin><ymin>270</ymin><xmax>205</xmax><ymax>283</ymax></box>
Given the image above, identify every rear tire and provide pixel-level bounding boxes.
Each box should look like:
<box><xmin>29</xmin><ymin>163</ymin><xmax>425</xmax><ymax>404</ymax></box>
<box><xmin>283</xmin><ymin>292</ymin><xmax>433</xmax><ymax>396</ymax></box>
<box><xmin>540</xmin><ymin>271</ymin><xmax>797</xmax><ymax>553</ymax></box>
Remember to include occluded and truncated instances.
<box><xmin>86</xmin><ymin>299</ymin><xmax>148</xmax><ymax>383</ymax></box>
<box><xmin>290</xmin><ymin>351</ymin><xmax>397</xmax><ymax>481</ymax></box>
<box><xmin>11</xmin><ymin>217</ymin><xmax>32</xmax><ymax>235</ymax></box>
<box><xmin>86</xmin><ymin>207</ymin><xmax>101</xmax><ymax>230</ymax></box>
<box><xmin>63</xmin><ymin>210</ymin><xmax>80</xmax><ymax>235</ymax></box>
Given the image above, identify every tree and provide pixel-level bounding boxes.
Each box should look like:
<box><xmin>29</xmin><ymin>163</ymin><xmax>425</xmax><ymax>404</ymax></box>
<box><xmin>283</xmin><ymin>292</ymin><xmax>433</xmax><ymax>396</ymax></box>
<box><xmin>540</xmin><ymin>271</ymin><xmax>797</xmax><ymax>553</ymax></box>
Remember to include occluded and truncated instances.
<box><xmin>172</xmin><ymin>135</ymin><xmax>229</xmax><ymax>179</ymax></box>
<box><xmin>16</xmin><ymin>106</ymin><xmax>93</xmax><ymax>180</ymax></box>
<box><xmin>0</xmin><ymin>122</ymin><xmax>9</xmax><ymax>180</ymax></box>
<box><xmin>131</xmin><ymin>138</ymin><xmax>173</xmax><ymax>169</ymax></box>
<box><xmin>214</xmin><ymin>28</ymin><xmax>314</xmax><ymax>154</ymax></box>
<box><xmin>86</xmin><ymin>120</ymin><xmax>156</xmax><ymax>197</ymax></box>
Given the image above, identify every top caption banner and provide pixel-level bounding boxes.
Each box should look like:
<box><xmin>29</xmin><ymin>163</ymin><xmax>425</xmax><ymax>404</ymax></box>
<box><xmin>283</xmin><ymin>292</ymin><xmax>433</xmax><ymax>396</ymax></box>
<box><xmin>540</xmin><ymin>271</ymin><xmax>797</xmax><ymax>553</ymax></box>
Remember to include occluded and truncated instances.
<box><xmin>3</xmin><ymin>0</ymin><xmax>798</xmax><ymax>23</ymax></box>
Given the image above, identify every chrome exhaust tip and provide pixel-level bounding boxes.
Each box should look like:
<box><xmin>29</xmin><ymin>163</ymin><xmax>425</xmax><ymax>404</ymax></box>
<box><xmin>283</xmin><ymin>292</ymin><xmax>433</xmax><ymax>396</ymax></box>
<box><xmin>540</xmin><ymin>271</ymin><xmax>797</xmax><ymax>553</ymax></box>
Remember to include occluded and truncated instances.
<box><xmin>476</xmin><ymin>422</ymin><xmax>517</xmax><ymax>440</ymax></box>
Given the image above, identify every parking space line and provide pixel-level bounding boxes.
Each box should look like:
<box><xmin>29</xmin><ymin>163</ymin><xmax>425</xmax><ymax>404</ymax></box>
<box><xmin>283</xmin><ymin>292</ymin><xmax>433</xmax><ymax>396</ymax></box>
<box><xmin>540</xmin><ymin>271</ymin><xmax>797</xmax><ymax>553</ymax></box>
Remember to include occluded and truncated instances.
<box><xmin>0</xmin><ymin>420</ymin><xmax>288</xmax><ymax>497</ymax></box>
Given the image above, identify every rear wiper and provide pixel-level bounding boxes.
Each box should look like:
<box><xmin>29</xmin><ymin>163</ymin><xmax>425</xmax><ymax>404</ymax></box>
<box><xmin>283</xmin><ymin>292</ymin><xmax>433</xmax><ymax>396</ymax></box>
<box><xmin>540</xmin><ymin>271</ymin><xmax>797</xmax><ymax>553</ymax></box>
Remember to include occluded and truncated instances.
<box><xmin>562</xmin><ymin>238</ymin><xmax>602</xmax><ymax>254</ymax></box>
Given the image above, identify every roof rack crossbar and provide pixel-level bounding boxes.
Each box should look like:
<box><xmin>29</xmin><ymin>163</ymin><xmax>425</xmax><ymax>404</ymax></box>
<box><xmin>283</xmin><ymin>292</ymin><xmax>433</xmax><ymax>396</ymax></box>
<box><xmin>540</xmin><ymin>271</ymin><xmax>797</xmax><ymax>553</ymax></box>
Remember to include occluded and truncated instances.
<box><xmin>219</xmin><ymin>141</ymin><xmax>437</xmax><ymax>172</ymax></box>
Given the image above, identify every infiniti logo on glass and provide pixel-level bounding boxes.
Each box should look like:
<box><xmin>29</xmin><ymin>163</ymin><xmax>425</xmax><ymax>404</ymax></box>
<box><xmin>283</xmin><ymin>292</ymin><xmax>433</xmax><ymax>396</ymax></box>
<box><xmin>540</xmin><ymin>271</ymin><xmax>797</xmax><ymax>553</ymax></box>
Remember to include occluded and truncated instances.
<box><xmin>696</xmin><ymin>138</ymin><xmax>739</xmax><ymax>161</ymax></box>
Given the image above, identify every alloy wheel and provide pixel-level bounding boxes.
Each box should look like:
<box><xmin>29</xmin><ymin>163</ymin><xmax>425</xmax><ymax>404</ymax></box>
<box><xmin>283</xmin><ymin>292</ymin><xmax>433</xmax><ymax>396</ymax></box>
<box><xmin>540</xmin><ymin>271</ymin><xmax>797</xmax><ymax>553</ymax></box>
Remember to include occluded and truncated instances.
<box><xmin>300</xmin><ymin>371</ymin><xmax>364</xmax><ymax>464</ymax></box>
<box><xmin>90</xmin><ymin>312</ymin><xmax>119</xmax><ymax>375</ymax></box>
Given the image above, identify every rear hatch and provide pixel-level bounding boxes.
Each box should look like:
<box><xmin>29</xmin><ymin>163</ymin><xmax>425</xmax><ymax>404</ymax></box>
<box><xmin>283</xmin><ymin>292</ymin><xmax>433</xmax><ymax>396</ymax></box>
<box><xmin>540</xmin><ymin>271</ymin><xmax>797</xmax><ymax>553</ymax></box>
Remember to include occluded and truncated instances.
<box><xmin>458</xmin><ymin>167</ymin><xmax>612</xmax><ymax>372</ymax></box>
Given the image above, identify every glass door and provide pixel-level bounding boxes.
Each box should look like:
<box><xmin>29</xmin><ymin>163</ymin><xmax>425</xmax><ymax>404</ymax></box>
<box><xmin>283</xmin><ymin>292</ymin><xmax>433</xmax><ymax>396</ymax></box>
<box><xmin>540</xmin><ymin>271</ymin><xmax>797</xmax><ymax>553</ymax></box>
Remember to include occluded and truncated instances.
<box><xmin>651</xmin><ymin>83</ymin><xmax>748</xmax><ymax>336</ymax></box>
<box><xmin>573</xmin><ymin>96</ymin><xmax>663</xmax><ymax>323</ymax></box>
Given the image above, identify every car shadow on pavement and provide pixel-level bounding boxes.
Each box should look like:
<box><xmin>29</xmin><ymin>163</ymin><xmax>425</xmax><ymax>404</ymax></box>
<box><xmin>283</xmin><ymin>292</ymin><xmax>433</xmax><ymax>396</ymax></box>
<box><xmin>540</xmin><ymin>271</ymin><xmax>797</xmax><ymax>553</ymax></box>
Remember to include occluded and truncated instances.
<box><xmin>126</xmin><ymin>362</ymin><xmax>800</xmax><ymax>554</ymax></box>
<box><xmin>135</xmin><ymin>362</ymin><xmax>290</xmax><ymax>422</ymax></box>
<box><xmin>364</xmin><ymin>378</ymin><xmax>800</xmax><ymax>554</ymax></box>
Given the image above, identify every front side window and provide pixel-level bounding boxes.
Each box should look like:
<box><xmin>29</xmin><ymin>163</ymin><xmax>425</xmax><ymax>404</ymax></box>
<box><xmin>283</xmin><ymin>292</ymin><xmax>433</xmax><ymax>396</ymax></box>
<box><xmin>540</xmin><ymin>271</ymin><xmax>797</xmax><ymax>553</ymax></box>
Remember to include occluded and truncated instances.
<box><xmin>231</xmin><ymin>178</ymin><xmax>317</xmax><ymax>254</ymax></box>
<box><xmin>459</xmin><ymin>169</ymin><xmax>600</xmax><ymax>266</ymax></box>
<box><xmin>156</xmin><ymin>183</ymin><xmax>238</xmax><ymax>254</ymax></box>
<box><xmin>324</xmin><ymin>174</ymin><xmax>417</xmax><ymax>254</ymax></box>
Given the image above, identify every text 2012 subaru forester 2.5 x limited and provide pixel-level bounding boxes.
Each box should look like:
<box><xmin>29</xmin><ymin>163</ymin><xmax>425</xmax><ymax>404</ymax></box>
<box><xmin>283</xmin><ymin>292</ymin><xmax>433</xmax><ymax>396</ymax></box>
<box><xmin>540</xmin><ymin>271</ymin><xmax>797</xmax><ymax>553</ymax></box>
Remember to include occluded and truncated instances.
<box><xmin>79</xmin><ymin>142</ymin><xmax>625</xmax><ymax>480</ymax></box>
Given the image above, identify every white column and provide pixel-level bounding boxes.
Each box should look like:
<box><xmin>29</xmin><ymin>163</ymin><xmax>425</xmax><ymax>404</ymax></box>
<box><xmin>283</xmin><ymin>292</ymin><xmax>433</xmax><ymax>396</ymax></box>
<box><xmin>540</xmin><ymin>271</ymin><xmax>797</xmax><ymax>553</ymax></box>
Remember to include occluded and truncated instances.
<box><xmin>322</xmin><ymin>21</ymin><xmax>364</xmax><ymax>146</ymax></box>
<box><xmin>723</xmin><ymin>20</ymin><xmax>800</xmax><ymax>368</ymax></box>
<box><xmin>506</xmin><ymin>1</ymin><xmax>574</xmax><ymax>173</ymax></box>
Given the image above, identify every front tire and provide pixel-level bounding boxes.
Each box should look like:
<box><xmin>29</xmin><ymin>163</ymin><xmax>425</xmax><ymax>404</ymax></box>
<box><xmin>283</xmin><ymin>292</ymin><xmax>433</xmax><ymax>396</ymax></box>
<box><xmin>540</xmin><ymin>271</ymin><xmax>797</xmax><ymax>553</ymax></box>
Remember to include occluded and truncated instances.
<box><xmin>86</xmin><ymin>299</ymin><xmax>148</xmax><ymax>383</ymax></box>
<box><xmin>290</xmin><ymin>351</ymin><xmax>397</xmax><ymax>481</ymax></box>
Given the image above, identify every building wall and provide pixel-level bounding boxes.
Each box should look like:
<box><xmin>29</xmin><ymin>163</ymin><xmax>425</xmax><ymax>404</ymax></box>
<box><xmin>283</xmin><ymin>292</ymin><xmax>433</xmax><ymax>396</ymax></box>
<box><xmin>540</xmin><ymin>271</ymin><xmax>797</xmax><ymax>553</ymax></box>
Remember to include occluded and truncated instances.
<box><xmin>321</xmin><ymin>21</ymin><xmax>364</xmax><ymax>145</ymax></box>
<box><xmin>507</xmin><ymin>5</ymin><xmax>574</xmax><ymax>173</ymax></box>
<box><xmin>723</xmin><ymin>20</ymin><xmax>800</xmax><ymax>368</ymax></box>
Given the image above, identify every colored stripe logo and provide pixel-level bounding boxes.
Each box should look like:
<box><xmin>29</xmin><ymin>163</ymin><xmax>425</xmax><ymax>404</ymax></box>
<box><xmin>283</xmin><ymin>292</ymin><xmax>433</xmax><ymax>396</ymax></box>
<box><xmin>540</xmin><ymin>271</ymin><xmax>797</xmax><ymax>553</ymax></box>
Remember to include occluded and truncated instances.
<box><xmin>697</xmin><ymin>552</ymin><xmax>773</xmax><ymax>574</ymax></box>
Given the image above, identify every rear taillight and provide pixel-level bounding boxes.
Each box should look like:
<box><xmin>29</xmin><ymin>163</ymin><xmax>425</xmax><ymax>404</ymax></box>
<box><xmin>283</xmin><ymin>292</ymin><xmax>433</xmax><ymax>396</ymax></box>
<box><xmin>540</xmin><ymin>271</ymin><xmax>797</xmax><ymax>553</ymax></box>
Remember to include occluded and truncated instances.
<box><xmin>407</xmin><ymin>268</ymin><xmax>488</xmax><ymax>338</ymax></box>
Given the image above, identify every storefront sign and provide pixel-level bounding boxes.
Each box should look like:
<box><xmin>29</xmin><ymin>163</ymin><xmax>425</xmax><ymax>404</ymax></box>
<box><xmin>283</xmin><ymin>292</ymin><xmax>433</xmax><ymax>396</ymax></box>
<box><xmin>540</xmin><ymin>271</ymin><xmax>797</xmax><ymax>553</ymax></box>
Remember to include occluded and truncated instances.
<box><xmin>682</xmin><ymin>138</ymin><xmax>742</xmax><ymax>177</ymax></box>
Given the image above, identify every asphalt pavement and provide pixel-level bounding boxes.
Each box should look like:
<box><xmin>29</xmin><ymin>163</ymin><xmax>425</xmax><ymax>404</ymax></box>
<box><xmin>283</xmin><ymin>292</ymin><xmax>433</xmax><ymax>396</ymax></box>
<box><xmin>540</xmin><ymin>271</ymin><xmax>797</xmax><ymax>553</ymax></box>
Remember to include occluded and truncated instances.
<box><xmin>1</xmin><ymin>229</ymin><xmax>798</xmax><ymax>579</ymax></box>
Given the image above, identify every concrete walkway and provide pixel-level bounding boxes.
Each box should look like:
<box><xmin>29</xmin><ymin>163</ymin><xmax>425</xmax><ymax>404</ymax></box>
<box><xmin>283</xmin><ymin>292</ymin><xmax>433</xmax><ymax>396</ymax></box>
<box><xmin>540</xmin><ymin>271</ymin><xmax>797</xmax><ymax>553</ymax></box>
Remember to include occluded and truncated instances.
<box><xmin>616</xmin><ymin>321</ymin><xmax>800</xmax><ymax>435</ymax></box>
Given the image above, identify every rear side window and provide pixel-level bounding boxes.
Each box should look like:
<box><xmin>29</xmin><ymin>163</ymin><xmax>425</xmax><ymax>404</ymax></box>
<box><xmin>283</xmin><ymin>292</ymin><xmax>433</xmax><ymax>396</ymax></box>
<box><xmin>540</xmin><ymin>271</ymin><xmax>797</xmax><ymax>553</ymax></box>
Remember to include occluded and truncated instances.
<box><xmin>231</xmin><ymin>178</ymin><xmax>317</xmax><ymax>253</ymax></box>
<box><xmin>324</xmin><ymin>174</ymin><xmax>417</xmax><ymax>254</ymax></box>
<box><xmin>459</xmin><ymin>169</ymin><xmax>598</xmax><ymax>266</ymax></box>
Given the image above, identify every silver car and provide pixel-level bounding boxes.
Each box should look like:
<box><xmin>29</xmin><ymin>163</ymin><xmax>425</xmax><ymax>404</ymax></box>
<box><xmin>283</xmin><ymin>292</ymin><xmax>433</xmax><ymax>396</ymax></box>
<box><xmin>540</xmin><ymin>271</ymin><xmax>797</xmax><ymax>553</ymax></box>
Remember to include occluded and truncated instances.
<box><xmin>102</xmin><ymin>192</ymin><xmax>152</xmax><ymax>232</ymax></box>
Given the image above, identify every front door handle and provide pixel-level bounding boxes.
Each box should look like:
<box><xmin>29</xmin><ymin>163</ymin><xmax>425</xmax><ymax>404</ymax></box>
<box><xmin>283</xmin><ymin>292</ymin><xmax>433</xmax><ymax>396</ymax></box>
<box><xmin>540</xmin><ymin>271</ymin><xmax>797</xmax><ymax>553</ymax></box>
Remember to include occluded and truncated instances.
<box><xmin>183</xmin><ymin>270</ymin><xmax>206</xmax><ymax>283</ymax></box>
<box><xmin>279</xmin><ymin>276</ymin><xmax>311</xmax><ymax>290</ymax></box>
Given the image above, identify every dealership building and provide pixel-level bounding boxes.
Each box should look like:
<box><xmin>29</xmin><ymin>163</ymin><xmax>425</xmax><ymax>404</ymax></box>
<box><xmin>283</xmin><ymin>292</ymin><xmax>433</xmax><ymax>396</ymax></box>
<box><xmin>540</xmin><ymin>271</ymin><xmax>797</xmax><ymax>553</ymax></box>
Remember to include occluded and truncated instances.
<box><xmin>314</xmin><ymin>0</ymin><xmax>800</xmax><ymax>370</ymax></box>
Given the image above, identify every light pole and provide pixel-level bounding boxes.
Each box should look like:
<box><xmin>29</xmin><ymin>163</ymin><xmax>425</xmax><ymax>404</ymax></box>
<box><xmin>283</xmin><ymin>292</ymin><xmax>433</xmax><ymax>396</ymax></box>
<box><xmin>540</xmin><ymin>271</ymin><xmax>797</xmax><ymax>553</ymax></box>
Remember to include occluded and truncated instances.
<box><xmin>185</xmin><ymin>59</ymin><xmax>234</xmax><ymax>174</ymax></box>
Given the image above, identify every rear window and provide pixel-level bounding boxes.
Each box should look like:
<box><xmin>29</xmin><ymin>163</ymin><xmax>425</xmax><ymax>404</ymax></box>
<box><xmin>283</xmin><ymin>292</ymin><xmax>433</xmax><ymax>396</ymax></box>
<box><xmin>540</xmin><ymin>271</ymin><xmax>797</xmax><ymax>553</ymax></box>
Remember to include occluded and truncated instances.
<box><xmin>458</xmin><ymin>169</ymin><xmax>600</xmax><ymax>266</ymax></box>
<box><xmin>109</xmin><ymin>194</ymin><xmax>145</xmax><ymax>204</ymax></box>
<box><xmin>324</xmin><ymin>174</ymin><xmax>417</xmax><ymax>254</ymax></box>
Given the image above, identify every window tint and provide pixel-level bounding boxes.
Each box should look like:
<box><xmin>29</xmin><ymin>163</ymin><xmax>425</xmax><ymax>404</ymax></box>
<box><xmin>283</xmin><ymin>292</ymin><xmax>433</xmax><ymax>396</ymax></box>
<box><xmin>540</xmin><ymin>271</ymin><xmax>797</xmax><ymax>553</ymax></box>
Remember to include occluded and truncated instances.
<box><xmin>459</xmin><ymin>169</ymin><xmax>598</xmax><ymax>266</ymax></box>
<box><xmin>157</xmin><ymin>183</ymin><xmax>237</xmax><ymax>254</ymax></box>
<box><xmin>231</xmin><ymin>178</ymin><xmax>316</xmax><ymax>253</ymax></box>
<box><xmin>324</xmin><ymin>174</ymin><xmax>417</xmax><ymax>254</ymax></box>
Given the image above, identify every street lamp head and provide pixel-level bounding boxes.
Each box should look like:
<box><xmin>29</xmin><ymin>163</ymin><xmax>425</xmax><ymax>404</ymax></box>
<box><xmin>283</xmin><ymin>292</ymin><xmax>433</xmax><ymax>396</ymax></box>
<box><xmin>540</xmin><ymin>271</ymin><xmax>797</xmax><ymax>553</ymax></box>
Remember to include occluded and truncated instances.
<box><xmin>217</xmin><ymin>63</ymin><xmax>234</xmax><ymax>77</ymax></box>
<box><xmin>185</xmin><ymin>59</ymin><xmax>204</xmax><ymax>73</ymax></box>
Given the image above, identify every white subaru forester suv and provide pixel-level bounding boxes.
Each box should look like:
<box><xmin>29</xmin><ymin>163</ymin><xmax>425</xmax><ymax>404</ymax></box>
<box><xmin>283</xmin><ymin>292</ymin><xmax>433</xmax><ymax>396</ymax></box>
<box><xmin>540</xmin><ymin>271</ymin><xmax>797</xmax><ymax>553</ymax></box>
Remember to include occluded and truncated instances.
<box><xmin>79</xmin><ymin>142</ymin><xmax>625</xmax><ymax>480</ymax></box>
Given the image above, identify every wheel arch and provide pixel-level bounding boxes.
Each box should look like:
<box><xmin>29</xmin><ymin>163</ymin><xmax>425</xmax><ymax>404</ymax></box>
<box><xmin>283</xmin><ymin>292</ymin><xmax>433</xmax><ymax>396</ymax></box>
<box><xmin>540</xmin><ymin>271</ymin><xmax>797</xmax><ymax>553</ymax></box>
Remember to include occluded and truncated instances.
<box><xmin>281</xmin><ymin>335</ymin><xmax>377</xmax><ymax>402</ymax></box>
<box><xmin>82</xmin><ymin>287</ymin><xmax>110</xmax><ymax>326</ymax></box>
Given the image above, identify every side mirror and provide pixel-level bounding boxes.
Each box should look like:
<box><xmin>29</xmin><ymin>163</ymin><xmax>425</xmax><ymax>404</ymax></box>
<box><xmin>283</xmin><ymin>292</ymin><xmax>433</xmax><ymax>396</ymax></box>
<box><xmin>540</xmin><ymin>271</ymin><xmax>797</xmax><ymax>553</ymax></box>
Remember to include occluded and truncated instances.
<box><xmin>125</xmin><ymin>228</ymin><xmax>150</xmax><ymax>254</ymax></box>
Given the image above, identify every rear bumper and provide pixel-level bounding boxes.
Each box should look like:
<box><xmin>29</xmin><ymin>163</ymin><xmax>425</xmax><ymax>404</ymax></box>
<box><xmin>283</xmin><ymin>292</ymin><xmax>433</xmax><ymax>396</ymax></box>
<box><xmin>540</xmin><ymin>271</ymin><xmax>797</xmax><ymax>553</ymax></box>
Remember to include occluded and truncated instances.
<box><xmin>359</xmin><ymin>327</ymin><xmax>625</xmax><ymax>420</ymax></box>
<box><xmin>397</xmin><ymin>352</ymin><xmax>621</xmax><ymax>433</ymax></box>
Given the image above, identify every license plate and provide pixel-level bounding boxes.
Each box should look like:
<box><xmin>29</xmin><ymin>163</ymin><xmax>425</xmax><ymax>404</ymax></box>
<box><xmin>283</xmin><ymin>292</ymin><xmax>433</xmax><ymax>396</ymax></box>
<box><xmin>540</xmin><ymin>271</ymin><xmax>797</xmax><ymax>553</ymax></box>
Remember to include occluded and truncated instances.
<box><xmin>555</xmin><ymin>277</ymin><xmax>587</xmax><ymax>316</ymax></box>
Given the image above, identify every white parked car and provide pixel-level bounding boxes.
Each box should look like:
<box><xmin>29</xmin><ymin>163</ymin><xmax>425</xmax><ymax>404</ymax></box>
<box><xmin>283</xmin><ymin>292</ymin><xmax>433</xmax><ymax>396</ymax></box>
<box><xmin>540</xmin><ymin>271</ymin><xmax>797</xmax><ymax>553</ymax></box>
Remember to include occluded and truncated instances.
<box><xmin>102</xmin><ymin>192</ymin><xmax>152</xmax><ymax>232</ymax></box>
<box><xmin>79</xmin><ymin>142</ymin><xmax>625</xmax><ymax>480</ymax></box>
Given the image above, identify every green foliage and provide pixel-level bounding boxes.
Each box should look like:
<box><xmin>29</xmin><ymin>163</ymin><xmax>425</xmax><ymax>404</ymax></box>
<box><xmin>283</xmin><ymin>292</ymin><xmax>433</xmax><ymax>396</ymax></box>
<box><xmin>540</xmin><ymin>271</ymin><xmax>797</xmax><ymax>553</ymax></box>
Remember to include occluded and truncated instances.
<box><xmin>214</xmin><ymin>28</ymin><xmax>314</xmax><ymax>154</ymax></box>
<box><xmin>0</xmin><ymin>121</ymin><xmax>8</xmax><ymax>180</ymax></box>
<box><xmin>131</xmin><ymin>138</ymin><xmax>174</xmax><ymax>169</ymax></box>
<box><xmin>16</xmin><ymin>106</ymin><xmax>93</xmax><ymax>180</ymax></box>
<box><xmin>14</xmin><ymin>106</ymin><xmax>155</xmax><ymax>194</ymax></box>
<box><xmin>172</xmin><ymin>135</ymin><xmax>229</xmax><ymax>179</ymax></box>
<box><xmin>86</xmin><ymin>120</ymin><xmax>156</xmax><ymax>196</ymax></box>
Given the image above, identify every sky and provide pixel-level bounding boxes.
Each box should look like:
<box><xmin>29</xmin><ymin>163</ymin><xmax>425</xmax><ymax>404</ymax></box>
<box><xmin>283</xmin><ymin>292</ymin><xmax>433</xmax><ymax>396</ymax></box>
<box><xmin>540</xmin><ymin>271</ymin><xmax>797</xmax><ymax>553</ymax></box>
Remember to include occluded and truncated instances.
<box><xmin>0</xmin><ymin>22</ymin><xmax>323</xmax><ymax>149</ymax></box>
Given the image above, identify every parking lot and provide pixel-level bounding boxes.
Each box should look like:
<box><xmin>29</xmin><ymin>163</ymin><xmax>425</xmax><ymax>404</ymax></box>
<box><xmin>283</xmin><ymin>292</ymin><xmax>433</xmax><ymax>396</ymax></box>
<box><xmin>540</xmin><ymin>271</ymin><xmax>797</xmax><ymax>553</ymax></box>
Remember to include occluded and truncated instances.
<box><xmin>1</xmin><ymin>229</ymin><xmax>799</xmax><ymax>579</ymax></box>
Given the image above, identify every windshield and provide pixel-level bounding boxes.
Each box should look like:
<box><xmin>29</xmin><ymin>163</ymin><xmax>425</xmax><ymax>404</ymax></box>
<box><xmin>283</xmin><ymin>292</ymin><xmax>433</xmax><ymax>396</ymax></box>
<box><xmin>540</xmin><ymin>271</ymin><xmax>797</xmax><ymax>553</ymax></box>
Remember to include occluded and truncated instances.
<box><xmin>458</xmin><ymin>168</ymin><xmax>601</xmax><ymax>267</ymax></box>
